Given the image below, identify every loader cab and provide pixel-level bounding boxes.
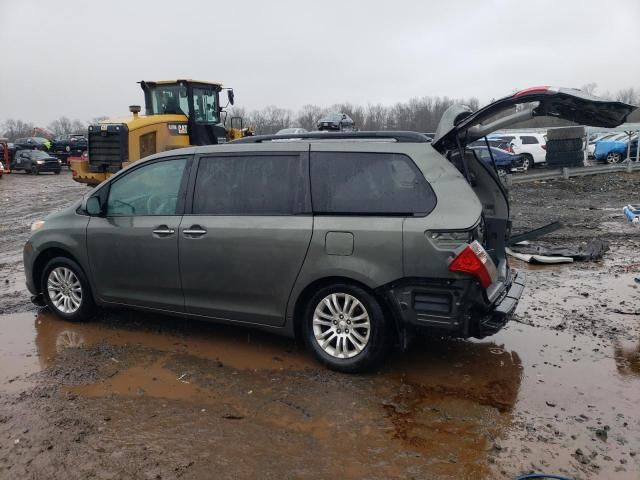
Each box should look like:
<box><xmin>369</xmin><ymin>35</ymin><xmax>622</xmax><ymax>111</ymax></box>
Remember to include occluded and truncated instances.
<box><xmin>140</xmin><ymin>80</ymin><xmax>229</xmax><ymax>146</ymax></box>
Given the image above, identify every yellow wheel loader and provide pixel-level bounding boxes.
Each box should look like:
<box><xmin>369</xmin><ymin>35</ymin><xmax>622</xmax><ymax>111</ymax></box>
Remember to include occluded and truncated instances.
<box><xmin>71</xmin><ymin>79</ymin><xmax>252</xmax><ymax>185</ymax></box>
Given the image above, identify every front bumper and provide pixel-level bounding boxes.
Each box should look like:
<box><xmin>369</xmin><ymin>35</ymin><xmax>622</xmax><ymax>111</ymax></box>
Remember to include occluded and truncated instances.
<box><xmin>23</xmin><ymin>240</ymin><xmax>37</xmax><ymax>295</ymax></box>
<box><xmin>36</xmin><ymin>163</ymin><xmax>61</xmax><ymax>172</ymax></box>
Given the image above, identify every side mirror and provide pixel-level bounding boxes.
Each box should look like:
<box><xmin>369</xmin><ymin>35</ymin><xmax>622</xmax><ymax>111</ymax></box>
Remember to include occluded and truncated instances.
<box><xmin>227</xmin><ymin>89</ymin><xmax>235</xmax><ymax>106</ymax></box>
<box><xmin>86</xmin><ymin>196</ymin><xmax>103</xmax><ymax>216</ymax></box>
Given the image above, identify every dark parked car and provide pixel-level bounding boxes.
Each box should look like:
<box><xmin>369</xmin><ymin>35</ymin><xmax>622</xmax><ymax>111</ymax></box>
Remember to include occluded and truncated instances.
<box><xmin>23</xmin><ymin>87</ymin><xmax>635</xmax><ymax>372</ymax></box>
<box><xmin>52</xmin><ymin>134</ymin><xmax>88</xmax><ymax>163</ymax></box>
<box><xmin>317</xmin><ymin>112</ymin><xmax>355</xmax><ymax>131</ymax></box>
<box><xmin>468</xmin><ymin>146</ymin><xmax>524</xmax><ymax>175</ymax></box>
<box><xmin>14</xmin><ymin>136</ymin><xmax>52</xmax><ymax>152</ymax></box>
<box><xmin>12</xmin><ymin>150</ymin><xmax>62</xmax><ymax>174</ymax></box>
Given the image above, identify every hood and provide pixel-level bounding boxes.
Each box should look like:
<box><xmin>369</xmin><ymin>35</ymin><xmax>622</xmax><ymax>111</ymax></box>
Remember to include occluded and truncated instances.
<box><xmin>432</xmin><ymin>86</ymin><xmax>637</xmax><ymax>150</ymax></box>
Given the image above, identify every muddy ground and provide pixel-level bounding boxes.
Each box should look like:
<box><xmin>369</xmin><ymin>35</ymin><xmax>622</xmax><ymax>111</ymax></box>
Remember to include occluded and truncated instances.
<box><xmin>0</xmin><ymin>169</ymin><xmax>639</xmax><ymax>479</ymax></box>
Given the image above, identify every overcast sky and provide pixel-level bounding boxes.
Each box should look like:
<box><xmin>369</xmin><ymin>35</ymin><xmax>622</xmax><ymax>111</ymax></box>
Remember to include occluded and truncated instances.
<box><xmin>1</xmin><ymin>0</ymin><xmax>638</xmax><ymax>126</ymax></box>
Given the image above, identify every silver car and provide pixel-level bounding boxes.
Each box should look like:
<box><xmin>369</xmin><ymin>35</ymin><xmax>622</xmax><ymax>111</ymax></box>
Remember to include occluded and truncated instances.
<box><xmin>23</xmin><ymin>87</ymin><xmax>635</xmax><ymax>372</ymax></box>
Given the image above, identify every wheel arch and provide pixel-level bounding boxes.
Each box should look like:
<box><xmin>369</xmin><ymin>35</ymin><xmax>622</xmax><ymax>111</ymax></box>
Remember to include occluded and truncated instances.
<box><xmin>32</xmin><ymin>247</ymin><xmax>84</xmax><ymax>294</ymax></box>
<box><xmin>291</xmin><ymin>276</ymin><xmax>400</xmax><ymax>342</ymax></box>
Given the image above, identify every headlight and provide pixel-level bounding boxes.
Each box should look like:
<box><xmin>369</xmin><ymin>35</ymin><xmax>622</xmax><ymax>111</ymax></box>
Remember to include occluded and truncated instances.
<box><xmin>36</xmin><ymin>160</ymin><xmax>45</xmax><ymax>165</ymax></box>
<box><xmin>58</xmin><ymin>160</ymin><xmax>62</xmax><ymax>164</ymax></box>
<box><xmin>31</xmin><ymin>220</ymin><xmax>45</xmax><ymax>232</ymax></box>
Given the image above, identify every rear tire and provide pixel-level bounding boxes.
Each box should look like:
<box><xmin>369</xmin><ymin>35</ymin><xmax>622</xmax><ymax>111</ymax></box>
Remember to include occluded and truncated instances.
<box><xmin>546</xmin><ymin>126</ymin><xmax>585</xmax><ymax>141</ymax></box>
<box><xmin>302</xmin><ymin>283</ymin><xmax>390</xmax><ymax>373</ymax></box>
<box><xmin>546</xmin><ymin>150</ymin><xmax>585</xmax><ymax>168</ymax></box>
<box><xmin>41</xmin><ymin>257</ymin><xmax>95</xmax><ymax>322</ymax></box>
<box><xmin>521</xmin><ymin>154</ymin><xmax>532</xmax><ymax>171</ymax></box>
<box><xmin>546</xmin><ymin>138</ymin><xmax>583</xmax><ymax>153</ymax></box>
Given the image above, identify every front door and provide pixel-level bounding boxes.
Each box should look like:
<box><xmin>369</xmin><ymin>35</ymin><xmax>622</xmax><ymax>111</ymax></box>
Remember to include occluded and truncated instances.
<box><xmin>179</xmin><ymin>152</ymin><xmax>312</xmax><ymax>326</ymax></box>
<box><xmin>86</xmin><ymin>157</ymin><xmax>190</xmax><ymax>311</ymax></box>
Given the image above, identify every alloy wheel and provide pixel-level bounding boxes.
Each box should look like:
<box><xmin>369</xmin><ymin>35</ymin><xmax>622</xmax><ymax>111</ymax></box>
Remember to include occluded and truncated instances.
<box><xmin>606</xmin><ymin>152</ymin><xmax>621</xmax><ymax>164</ymax></box>
<box><xmin>312</xmin><ymin>293</ymin><xmax>371</xmax><ymax>359</ymax></box>
<box><xmin>47</xmin><ymin>267</ymin><xmax>82</xmax><ymax>314</ymax></box>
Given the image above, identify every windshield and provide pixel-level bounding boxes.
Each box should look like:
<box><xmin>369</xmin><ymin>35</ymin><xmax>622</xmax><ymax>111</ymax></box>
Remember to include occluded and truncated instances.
<box><xmin>149</xmin><ymin>85</ymin><xmax>190</xmax><ymax>116</ymax></box>
<box><xmin>31</xmin><ymin>151</ymin><xmax>51</xmax><ymax>159</ymax></box>
<box><xmin>192</xmin><ymin>87</ymin><xmax>219</xmax><ymax>124</ymax></box>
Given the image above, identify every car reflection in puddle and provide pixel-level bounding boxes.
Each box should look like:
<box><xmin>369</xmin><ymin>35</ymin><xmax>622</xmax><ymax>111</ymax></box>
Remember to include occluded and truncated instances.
<box><xmin>29</xmin><ymin>309</ymin><xmax>525</xmax><ymax>478</ymax></box>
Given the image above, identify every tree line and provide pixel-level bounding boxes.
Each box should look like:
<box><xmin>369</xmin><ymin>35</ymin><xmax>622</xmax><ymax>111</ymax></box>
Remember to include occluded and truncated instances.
<box><xmin>2</xmin><ymin>85</ymin><xmax>638</xmax><ymax>141</ymax></box>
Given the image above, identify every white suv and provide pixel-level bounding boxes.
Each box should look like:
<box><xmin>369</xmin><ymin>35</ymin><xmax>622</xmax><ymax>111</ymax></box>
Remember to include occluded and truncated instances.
<box><xmin>496</xmin><ymin>133</ymin><xmax>547</xmax><ymax>170</ymax></box>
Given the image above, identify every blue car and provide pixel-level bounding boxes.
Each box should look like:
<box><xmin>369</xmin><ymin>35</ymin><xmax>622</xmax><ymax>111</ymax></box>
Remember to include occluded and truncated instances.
<box><xmin>468</xmin><ymin>146</ymin><xmax>524</xmax><ymax>175</ymax></box>
<box><xmin>594</xmin><ymin>134</ymin><xmax>638</xmax><ymax>164</ymax></box>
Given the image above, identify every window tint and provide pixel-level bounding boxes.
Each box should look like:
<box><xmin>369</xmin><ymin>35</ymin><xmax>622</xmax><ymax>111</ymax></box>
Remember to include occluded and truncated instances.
<box><xmin>106</xmin><ymin>158</ymin><xmax>187</xmax><ymax>216</ymax></box>
<box><xmin>473</xmin><ymin>148</ymin><xmax>490</xmax><ymax>160</ymax></box>
<box><xmin>193</xmin><ymin>155</ymin><xmax>309</xmax><ymax>215</ymax></box>
<box><xmin>520</xmin><ymin>136</ymin><xmax>539</xmax><ymax>144</ymax></box>
<box><xmin>311</xmin><ymin>152</ymin><xmax>436</xmax><ymax>215</ymax></box>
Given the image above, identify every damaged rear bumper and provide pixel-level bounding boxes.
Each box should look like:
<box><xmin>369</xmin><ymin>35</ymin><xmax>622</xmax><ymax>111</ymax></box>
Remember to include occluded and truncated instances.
<box><xmin>384</xmin><ymin>270</ymin><xmax>526</xmax><ymax>339</ymax></box>
<box><xmin>475</xmin><ymin>270</ymin><xmax>526</xmax><ymax>337</ymax></box>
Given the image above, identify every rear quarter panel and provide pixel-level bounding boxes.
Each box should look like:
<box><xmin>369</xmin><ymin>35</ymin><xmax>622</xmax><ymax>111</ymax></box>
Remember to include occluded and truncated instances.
<box><xmin>284</xmin><ymin>142</ymin><xmax>482</xmax><ymax>331</ymax></box>
<box><xmin>403</xmin><ymin>144</ymin><xmax>482</xmax><ymax>277</ymax></box>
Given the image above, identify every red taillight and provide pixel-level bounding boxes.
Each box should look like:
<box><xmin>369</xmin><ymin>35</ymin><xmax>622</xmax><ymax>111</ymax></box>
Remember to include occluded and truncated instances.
<box><xmin>514</xmin><ymin>86</ymin><xmax>551</xmax><ymax>98</ymax></box>
<box><xmin>448</xmin><ymin>241</ymin><xmax>497</xmax><ymax>289</ymax></box>
<box><xmin>541</xmin><ymin>144</ymin><xmax>546</xmax><ymax>150</ymax></box>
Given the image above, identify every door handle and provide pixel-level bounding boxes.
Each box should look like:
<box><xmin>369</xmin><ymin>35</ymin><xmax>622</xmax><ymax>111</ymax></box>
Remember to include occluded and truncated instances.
<box><xmin>183</xmin><ymin>225</ymin><xmax>207</xmax><ymax>237</ymax></box>
<box><xmin>152</xmin><ymin>225</ymin><xmax>175</xmax><ymax>236</ymax></box>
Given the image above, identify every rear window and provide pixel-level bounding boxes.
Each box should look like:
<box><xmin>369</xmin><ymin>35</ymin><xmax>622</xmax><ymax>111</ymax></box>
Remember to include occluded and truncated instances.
<box><xmin>310</xmin><ymin>152</ymin><xmax>436</xmax><ymax>215</ymax></box>
<box><xmin>520</xmin><ymin>136</ymin><xmax>539</xmax><ymax>144</ymax></box>
<box><xmin>193</xmin><ymin>154</ymin><xmax>310</xmax><ymax>215</ymax></box>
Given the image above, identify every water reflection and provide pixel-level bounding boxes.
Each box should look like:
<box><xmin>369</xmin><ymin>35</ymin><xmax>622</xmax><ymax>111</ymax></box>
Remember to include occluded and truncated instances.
<box><xmin>613</xmin><ymin>339</ymin><xmax>640</xmax><ymax>377</ymax></box>
<box><xmin>26</xmin><ymin>310</ymin><xmax>528</xmax><ymax>478</ymax></box>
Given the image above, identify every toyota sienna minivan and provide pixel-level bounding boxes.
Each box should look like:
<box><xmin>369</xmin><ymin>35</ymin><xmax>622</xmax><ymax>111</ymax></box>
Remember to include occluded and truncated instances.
<box><xmin>23</xmin><ymin>87</ymin><xmax>635</xmax><ymax>371</ymax></box>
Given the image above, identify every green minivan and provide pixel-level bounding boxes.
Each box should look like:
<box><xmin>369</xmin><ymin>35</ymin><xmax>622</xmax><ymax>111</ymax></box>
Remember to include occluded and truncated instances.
<box><xmin>23</xmin><ymin>87</ymin><xmax>635</xmax><ymax>371</ymax></box>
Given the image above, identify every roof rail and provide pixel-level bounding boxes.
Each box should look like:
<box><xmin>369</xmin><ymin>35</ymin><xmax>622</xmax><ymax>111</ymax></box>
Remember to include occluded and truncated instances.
<box><xmin>231</xmin><ymin>131</ymin><xmax>431</xmax><ymax>144</ymax></box>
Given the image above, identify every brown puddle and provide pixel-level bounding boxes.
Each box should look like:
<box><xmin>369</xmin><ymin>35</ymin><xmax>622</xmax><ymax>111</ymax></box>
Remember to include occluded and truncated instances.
<box><xmin>32</xmin><ymin>309</ymin><xmax>314</xmax><ymax>371</ymax></box>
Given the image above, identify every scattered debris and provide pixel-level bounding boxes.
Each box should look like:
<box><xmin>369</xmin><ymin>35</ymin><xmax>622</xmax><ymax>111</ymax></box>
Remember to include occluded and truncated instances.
<box><xmin>623</xmin><ymin>204</ymin><xmax>640</xmax><ymax>223</ymax></box>
<box><xmin>508</xmin><ymin>239</ymin><xmax>610</xmax><ymax>264</ymax></box>
<box><xmin>508</xmin><ymin>221</ymin><xmax>563</xmax><ymax>245</ymax></box>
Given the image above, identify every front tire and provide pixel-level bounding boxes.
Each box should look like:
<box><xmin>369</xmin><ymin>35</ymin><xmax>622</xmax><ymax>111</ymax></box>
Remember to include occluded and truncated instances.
<box><xmin>606</xmin><ymin>152</ymin><xmax>622</xmax><ymax>164</ymax></box>
<box><xmin>41</xmin><ymin>257</ymin><xmax>95</xmax><ymax>322</ymax></box>
<box><xmin>302</xmin><ymin>283</ymin><xmax>390</xmax><ymax>373</ymax></box>
<box><xmin>31</xmin><ymin>165</ymin><xmax>39</xmax><ymax>175</ymax></box>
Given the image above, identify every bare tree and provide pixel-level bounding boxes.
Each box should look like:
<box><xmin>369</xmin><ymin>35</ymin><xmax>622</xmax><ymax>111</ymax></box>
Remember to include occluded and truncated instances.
<box><xmin>48</xmin><ymin>116</ymin><xmax>87</xmax><ymax>135</ymax></box>
<box><xmin>1</xmin><ymin>119</ymin><xmax>35</xmax><ymax>141</ymax></box>
<box><xmin>295</xmin><ymin>104</ymin><xmax>325</xmax><ymax>131</ymax></box>
<box><xmin>71</xmin><ymin>119</ymin><xmax>87</xmax><ymax>134</ymax></box>
<box><xmin>581</xmin><ymin>83</ymin><xmax>598</xmax><ymax>95</ymax></box>
<box><xmin>48</xmin><ymin>116</ymin><xmax>73</xmax><ymax>135</ymax></box>
<box><xmin>615</xmin><ymin>88</ymin><xmax>638</xmax><ymax>105</ymax></box>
